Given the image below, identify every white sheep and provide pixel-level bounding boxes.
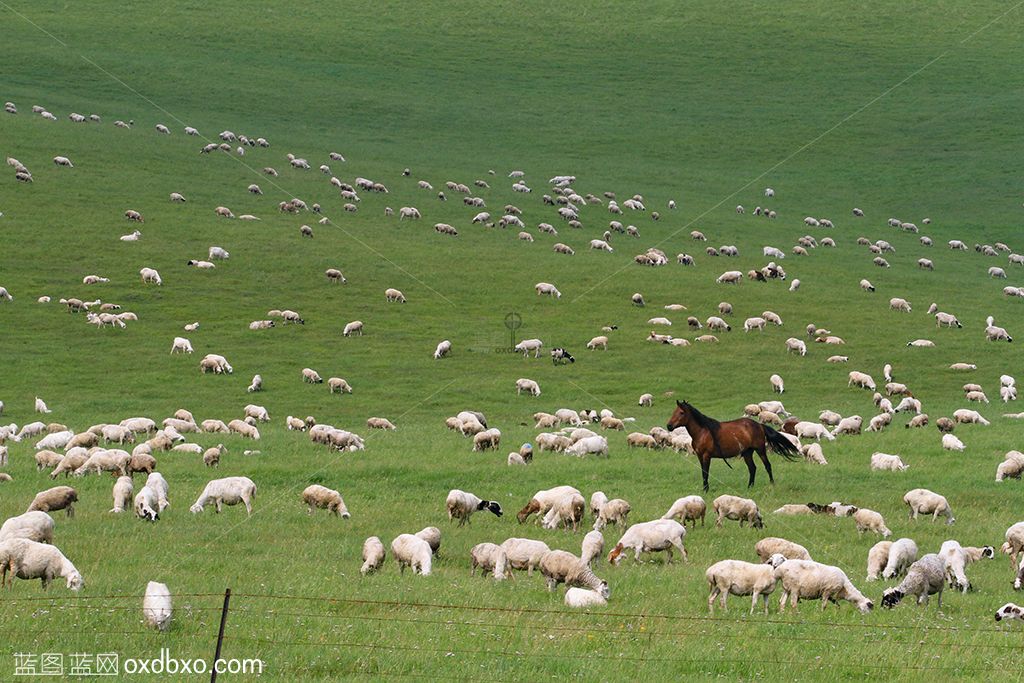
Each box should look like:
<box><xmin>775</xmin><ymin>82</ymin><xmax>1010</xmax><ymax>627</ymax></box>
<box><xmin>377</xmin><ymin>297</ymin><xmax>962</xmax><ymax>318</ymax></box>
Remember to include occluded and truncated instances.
<box><xmin>446</xmin><ymin>489</ymin><xmax>502</xmax><ymax>526</ymax></box>
<box><xmin>871</xmin><ymin>452</ymin><xmax>908</xmax><ymax>471</ymax></box>
<box><xmin>302</xmin><ymin>485</ymin><xmax>349</xmax><ymax>518</ymax></box>
<box><xmin>608</xmin><ymin>519</ymin><xmax>687</xmax><ymax>564</ymax></box>
<box><xmin>361</xmin><ymin>537</ymin><xmax>386</xmax><ymax>575</ymax></box>
<box><xmin>139</xmin><ymin>267</ymin><xmax>162</xmax><ymax>285</ymax></box>
<box><xmin>853</xmin><ymin>508</ymin><xmax>891</xmax><ymax>537</ymax></box>
<box><xmin>170</xmin><ymin>337</ymin><xmax>193</xmax><ymax>354</ymax></box>
<box><xmin>143</xmin><ymin>581</ymin><xmax>173</xmax><ymax>631</ymax></box>
<box><xmin>515</xmin><ymin>378</ymin><xmax>541</xmax><ymax>396</ymax></box>
<box><xmin>755</xmin><ymin>537</ymin><xmax>811</xmax><ymax>562</ymax></box>
<box><xmin>706</xmin><ymin>559</ymin><xmax>781</xmax><ymax>614</ymax></box>
<box><xmin>881</xmin><ymin>554</ymin><xmax>946</xmax><ymax>608</ymax></box>
<box><xmin>469</xmin><ymin>543</ymin><xmax>508</xmax><ymax>580</ymax></box>
<box><xmin>565</xmin><ymin>435</ymin><xmax>609</xmax><ymax>457</ymax></box>
<box><xmin>391</xmin><ymin>534</ymin><xmax>432</xmax><ymax>575</ymax></box>
<box><xmin>774</xmin><ymin>559</ymin><xmax>873</xmax><ymax>613</ymax></box>
<box><xmin>190</xmin><ymin>477</ymin><xmax>257</xmax><ymax>516</ymax></box>
<box><xmin>0</xmin><ymin>539</ymin><xmax>83</xmax><ymax>591</ymax></box>
<box><xmin>499</xmin><ymin>538</ymin><xmax>550</xmax><ymax>575</ymax></box>
<box><xmin>534</xmin><ymin>282</ymin><xmax>561</xmax><ymax>298</ymax></box>
<box><xmin>904</xmin><ymin>488</ymin><xmax>954</xmax><ymax>525</ymax></box>
<box><xmin>0</xmin><ymin>511</ymin><xmax>55</xmax><ymax>544</ymax></box>
<box><xmin>517</xmin><ymin>485</ymin><xmax>582</xmax><ymax>523</ymax></box>
<box><xmin>713</xmin><ymin>495</ymin><xmax>763</xmax><ymax>528</ymax></box>
<box><xmin>580</xmin><ymin>530</ymin><xmax>604</xmax><ymax>566</ymax></box>
<box><xmin>433</xmin><ymin>340</ymin><xmax>451</xmax><ymax>359</ymax></box>
<box><xmin>866</xmin><ymin>541</ymin><xmax>893</xmax><ymax>581</ymax></box>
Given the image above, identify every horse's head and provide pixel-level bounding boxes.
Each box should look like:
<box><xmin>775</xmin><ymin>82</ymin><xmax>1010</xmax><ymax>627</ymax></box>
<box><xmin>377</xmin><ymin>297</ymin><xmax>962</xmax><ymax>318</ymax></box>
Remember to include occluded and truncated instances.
<box><xmin>667</xmin><ymin>400</ymin><xmax>690</xmax><ymax>431</ymax></box>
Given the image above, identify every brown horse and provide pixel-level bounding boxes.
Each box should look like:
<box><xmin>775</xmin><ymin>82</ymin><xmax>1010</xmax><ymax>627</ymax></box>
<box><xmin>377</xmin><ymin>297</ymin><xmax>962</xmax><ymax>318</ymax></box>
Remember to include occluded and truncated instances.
<box><xmin>667</xmin><ymin>400</ymin><xmax>800</xmax><ymax>492</ymax></box>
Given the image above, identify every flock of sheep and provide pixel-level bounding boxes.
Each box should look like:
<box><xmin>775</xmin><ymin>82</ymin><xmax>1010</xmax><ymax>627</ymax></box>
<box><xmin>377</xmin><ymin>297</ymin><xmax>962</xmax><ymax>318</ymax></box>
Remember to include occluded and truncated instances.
<box><xmin>2</xmin><ymin>100</ymin><xmax>1024</xmax><ymax>630</ymax></box>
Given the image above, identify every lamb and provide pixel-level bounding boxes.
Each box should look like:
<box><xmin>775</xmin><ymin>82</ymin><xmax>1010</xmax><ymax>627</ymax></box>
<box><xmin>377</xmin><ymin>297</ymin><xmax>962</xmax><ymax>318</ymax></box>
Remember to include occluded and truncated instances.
<box><xmin>889</xmin><ymin>297</ymin><xmax>912</xmax><ymax>312</ymax></box>
<box><xmin>935</xmin><ymin>311</ymin><xmax>962</xmax><ymax>328</ymax></box>
<box><xmin>881</xmin><ymin>554</ymin><xmax>947</xmax><ymax>608</ymax></box>
<box><xmin>587</xmin><ymin>336</ymin><xmax>609</xmax><ymax>350</ymax></box>
<box><xmin>713</xmin><ymin>495</ymin><xmax>763</xmax><ymax>528</ymax></box>
<box><xmin>534</xmin><ymin>282</ymin><xmax>561</xmax><ymax>298</ymax></box>
<box><xmin>515</xmin><ymin>378</ymin><xmax>541</xmax><ymax>397</ymax></box>
<box><xmin>469</xmin><ymin>543</ymin><xmax>508</xmax><ymax>580</ymax></box>
<box><xmin>580</xmin><ymin>530</ymin><xmax>605</xmax><ymax>567</ymax></box>
<box><xmin>565</xmin><ymin>435</ymin><xmax>609</xmax><ymax>457</ymax></box>
<box><xmin>707</xmin><ymin>316</ymin><xmax>731</xmax><ymax>332</ymax></box>
<box><xmin>302</xmin><ymin>368</ymin><xmax>323</xmax><ymax>384</ymax></box>
<box><xmin>774</xmin><ymin>559</ymin><xmax>873</xmax><ymax>613</ymax></box>
<box><xmin>190</xmin><ymin>477</ymin><xmax>257</xmax><ymax>516</ymax></box>
<box><xmin>472</xmin><ymin>428</ymin><xmax>501</xmax><ymax>451</ymax></box>
<box><xmin>716</xmin><ymin>270</ymin><xmax>743</xmax><ymax>284</ymax></box>
<box><xmin>142</xmin><ymin>581</ymin><xmax>173</xmax><ymax>632</ymax></box>
<box><xmin>940</xmin><ymin>540</ymin><xmax>994</xmax><ymax>592</ymax></box>
<box><xmin>327</xmin><ymin>377</ymin><xmax>353</xmax><ymax>394</ymax></box>
<box><xmin>226</xmin><ymin>420</ymin><xmax>259</xmax><ymax>440</ymax></box>
<box><xmin>139</xmin><ymin>267</ymin><xmax>162</xmax><ymax>285</ymax></box>
<box><xmin>866</xmin><ymin>541</ymin><xmax>893</xmax><ymax>581</ymax></box>
<box><xmin>390</xmin><ymin>534</ymin><xmax>432</xmax><ymax>575</ymax></box>
<box><xmin>941</xmin><ymin>433</ymin><xmax>965</xmax><ymax>452</ymax></box>
<box><xmin>848</xmin><ymin>371</ymin><xmax>876</xmax><ymax>390</ymax></box>
<box><xmin>661</xmin><ymin>496</ymin><xmax>706</xmax><ymax>527</ymax></box>
<box><xmin>564</xmin><ymin>587</ymin><xmax>608</xmax><ymax>608</ymax></box>
<box><xmin>995</xmin><ymin>603</ymin><xmax>1024</xmax><ymax>621</ymax></box>
<box><xmin>904</xmin><ymin>488</ymin><xmax>954</xmax><ymax>525</ymax></box>
<box><xmin>794</xmin><ymin>421</ymin><xmax>835</xmax><ymax>442</ymax></box>
<box><xmin>744</xmin><ymin>317</ymin><xmax>767</xmax><ymax>333</ymax></box>
<box><xmin>594</xmin><ymin>499</ymin><xmax>631</xmax><ymax>530</ymax></box>
<box><xmin>800</xmin><ymin>443</ymin><xmax>828</xmax><ymax>465</ymax></box>
<box><xmin>201</xmin><ymin>419</ymin><xmax>229</xmax><ymax>433</ymax></box>
<box><xmin>0</xmin><ymin>539</ymin><xmax>83</xmax><ymax>591</ymax></box>
<box><xmin>301</xmin><ymin>485</ymin><xmax>350</xmax><ymax>518</ymax></box>
<box><xmin>446</xmin><ymin>489</ymin><xmax>502</xmax><ymax>526</ymax></box>
<box><xmin>755</xmin><ymin>538</ymin><xmax>812</xmax><ymax>562</ymax></box>
<box><xmin>785</xmin><ymin>338</ymin><xmax>807</xmax><ymax>356</ymax></box>
<box><xmin>360</xmin><ymin>537</ymin><xmax>386</xmax><ymax>575</ymax></box>
<box><xmin>0</xmin><ymin>512</ymin><xmax>55</xmax><ymax>544</ymax></box>
<box><xmin>831</xmin><ymin>415</ymin><xmax>862</xmax><ymax>436</ymax></box>
<box><xmin>27</xmin><ymin>486</ymin><xmax>78</xmax><ymax>517</ymax></box>
<box><xmin>860</xmin><ymin>279</ymin><xmax>875</xmax><ymax>292</ymax></box>
<box><xmin>1003</xmin><ymin>522</ymin><xmax>1024</xmax><ymax>568</ymax></box>
<box><xmin>500</xmin><ymin>538</ymin><xmax>551</xmax><ymax>575</ymax></box>
<box><xmin>853</xmin><ymin>508</ymin><xmax>892</xmax><ymax>537</ymax></box>
<box><xmin>706</xmin><ymin>559</ymin><xmax>781</xmax><ymax>614</ymax></box>
<box><xmin>384</xmin><ymin>287</ymin><xmax>406</xmax><ymax>303</ymax></box>
<box><xmin>541</xmin><ymin>492</ymin><xmax>586</xmax><ymax>531</ymax></box>
<box><xmin>871</xmin><ymin>452</ymin><xmax>908</xmax><ymax>471</ymax></box>
<box><xmin>517</xmin><ymin>485</ymin><xmax>582</xmax><ymax>523</ymax></box>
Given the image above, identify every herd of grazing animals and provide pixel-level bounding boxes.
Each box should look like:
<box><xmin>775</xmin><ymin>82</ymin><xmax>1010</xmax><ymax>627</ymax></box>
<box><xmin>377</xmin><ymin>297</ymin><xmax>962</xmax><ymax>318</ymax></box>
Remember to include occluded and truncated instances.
<box><xmin>1</xmin><ymin>100</ymin><xmax>1024</xmax><ymax>628</ymax></box>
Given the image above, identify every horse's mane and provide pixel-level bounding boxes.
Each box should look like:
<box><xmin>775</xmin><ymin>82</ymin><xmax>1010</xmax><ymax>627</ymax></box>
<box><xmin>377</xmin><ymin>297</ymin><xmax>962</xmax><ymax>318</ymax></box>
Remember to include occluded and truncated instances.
<box><xmin>682</xmin><ymin>402</ymin><xmax>720</xmax><ymax>432</ymax></box>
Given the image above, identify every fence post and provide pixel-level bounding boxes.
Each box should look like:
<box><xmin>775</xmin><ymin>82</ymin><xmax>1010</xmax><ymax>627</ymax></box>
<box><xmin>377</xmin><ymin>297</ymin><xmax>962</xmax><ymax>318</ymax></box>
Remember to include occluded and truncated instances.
<box><xmin>210</xmin><ymin>588</ymin><xmax>231</xmax><ymax>683</ymax></box>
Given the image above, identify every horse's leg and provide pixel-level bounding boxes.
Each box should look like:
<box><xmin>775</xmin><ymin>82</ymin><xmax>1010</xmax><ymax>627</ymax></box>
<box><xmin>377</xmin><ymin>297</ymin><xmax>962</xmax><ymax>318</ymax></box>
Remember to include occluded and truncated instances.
<box><xmin>743</xmin><ymin>450</ymin><xmax>756</xmax><ymax>487</ymax></box>
<box><xmin>757</xmin><ymin>439</ymin><xmax>775</xmax><ymax>484</ymax></box>
<box><xmin>701</xmin><ymin>454</ymin><xmax>711</xmax><ymax>493</ymax></box>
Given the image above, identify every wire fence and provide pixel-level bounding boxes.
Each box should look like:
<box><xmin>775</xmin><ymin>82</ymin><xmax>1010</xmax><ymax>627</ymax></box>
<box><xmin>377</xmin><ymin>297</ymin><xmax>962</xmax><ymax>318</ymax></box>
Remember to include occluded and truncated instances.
<box><xmin>1</xmin><ymin>590</ymin><xmax>1018</xmax><ymax>679</ymax></box>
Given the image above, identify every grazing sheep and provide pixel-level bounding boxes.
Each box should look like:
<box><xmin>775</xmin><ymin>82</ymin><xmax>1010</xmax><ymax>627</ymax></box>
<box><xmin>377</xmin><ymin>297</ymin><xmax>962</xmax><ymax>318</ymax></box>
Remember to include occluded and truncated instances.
<box><xmin>594</xmin><ymin>499</ymin><xmax>631</xmax><ymax>530</ymax></box>
<box><xmin>517</xmin><ymin>486</ymin><xmax>582</xmax><ymax>524</ymax></box>
<box><xmin>469</xmin><ymin>543</ymin><xmax>508</xmax><ymax>580</ymax></box>
<box><xmin>384</xmin><ymin>287</ymin><xmax>406</xmax><ymax>303</ymax></box>
<box><xmin>881</xmin><ymin>554</ymin><xmax>946</xmax><ymax>608</ymax></box>
<box><xmin>785</xmin><ymin>338</ymin><xmax>807</xmax><ymax>356</ymax></box>
<box><xmin>500</xmin><ymin>538</ymin><xmax>551</xmax><ymax>575</ymax></box>
<box><xmin>706</xmin><ymin>559</ymin><xmax>781</xmax><ymax>614</ymax></box>
<box><xmin>302</xmin><ymin>485</ymin><xmax>350</xmax><ymax>518</ymax></box>
<box><xmin>190</xmin><ymin>477</ymin><xmax>257</xmax><ymax>516</ymax></box>
<box><xmin>391</xmin><ymin>534</ymin><xmax>432</xmax><ymax>575</ymax></box>
<box><xmin>755</xmin><ymin>538</ymin><xmax>812</xmax><ymax>562</ymax></box>
<box><xmin>541</xmin><ymin>492</ymin><xmax>586</xmax><ymax>531</ymax></box>
<box><xmin>565</xmin><ymin>435</ymin><xmax>609</xmax><ymax>457</ymax></box>
<box><xmin>361</xmin><ymin>537</ymin><xmax>386</xmax><ymax>575</ymax></box>
<box><xmin>871</xmin><ymin>452</ymin><xmax>908</xmax><ymax>471</ymax></box>
<box><xmin>867</xmin><ymin>541</ymin><xmax>893</xmax><ymax>581</ymax></box>
<box><xmin>713</xmin><ymin>495</ymin><xmax>763</xmax><ymax>528</ymax></box>
<box><xmin>800</xmin><ymin>443</ymin><xmax>828</xmax><ymax>465</ymax></box>
<box><xmin>853</xmin><ymin>508</ymin><xmax>892</xmax><ymax>537</ymax></box>
<box><xmin>142</xmin><ymin>581</ymin><xmax>173</xmax><ymax>632</ymax></box>
<box><xmin>0</xmin><ymin>539</ymin><xmax>83</xmax><ymax>591</ymax></box>
<box><xmin>0</xmin><ymin>512</ymin><xmax>55</xmax><ymax>544</ymax></box>
<box><xmin>904</xmin><ymin>488</ymin><xmax>954</xmax><ymax>525</ymax></box>
<box><xmin>586</xmin><ymin>336</ymin><xmax>608</xmax><ymax>350</ymax></box>
<box><xmin>580</xmin><ymin>530</ymin><xmax>605</xmax><ymax>566</ymax></box>
<box><xmin>515</xmin><ymin>378</ymin><xmax>541</xmax><ymax>397</ymax></box>
<box><xmin>27</xmin><ymin>486</ymin><xmax>78</xmax><ymax>517</ymax></box>
<box><xmin>535</xmin><ymin>282</ymin><xmax>561</xmax><ymax>298</ymax></box>
<box><xmin>540</xmin><ymin>550</ymin><xmax>610</xmax><ymax>598</ymax></box>
<box><xmin>774</xmin><ymin>559</ymin><xmax>873</xmax><ymax>613</ymax></box>
<box><xmin>940</xmin><ymin>540</ymin><xmax>994</xmax><ymax>592</ymax></box>
<box><xmin>472</xmin><ymin>428</ymin><xmax>501</xmax><ymax>452</ymax></box>
<box><xmin>513</xmin><ymin>338</ymin><xmax>542</xmax><ymax>357</ymax></box>
<box><xmin>446</xmin><ymin>489</ymin><xmax>502</xmax><ymax>526</ymax></box>
<box><xmin>608</xmin><ymin>519</ymin><xmax>687</xmax><ymax>564</ymax></box>
<box><xmin>953</xmin><ymin>408</ymin><xmax>989</xmax><ymax>425</ymax></box>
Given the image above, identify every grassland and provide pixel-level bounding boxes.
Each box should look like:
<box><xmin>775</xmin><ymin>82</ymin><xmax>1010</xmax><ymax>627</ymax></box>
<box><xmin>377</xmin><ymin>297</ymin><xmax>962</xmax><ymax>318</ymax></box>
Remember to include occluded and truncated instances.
<box><xmin>1</xmin><ymin>0</ymin><xmax>1023</xmax><ymax>680</ymax></box>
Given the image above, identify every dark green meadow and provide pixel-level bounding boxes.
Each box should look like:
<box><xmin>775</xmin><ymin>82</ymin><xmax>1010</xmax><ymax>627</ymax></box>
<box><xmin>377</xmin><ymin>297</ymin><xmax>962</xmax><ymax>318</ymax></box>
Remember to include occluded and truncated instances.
<box><xmin>1</xmin><ymin>1</ymin><xmax>1023</xmax><ymax>679</ymax></box>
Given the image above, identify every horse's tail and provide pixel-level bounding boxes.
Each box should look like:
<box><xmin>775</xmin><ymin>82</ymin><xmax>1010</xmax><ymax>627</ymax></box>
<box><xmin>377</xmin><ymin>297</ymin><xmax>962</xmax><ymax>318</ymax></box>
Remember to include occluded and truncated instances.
<box><xmin>763</xmin><ymin>425</ymin><xmax>801</xmax><ymax>461</ymax></box>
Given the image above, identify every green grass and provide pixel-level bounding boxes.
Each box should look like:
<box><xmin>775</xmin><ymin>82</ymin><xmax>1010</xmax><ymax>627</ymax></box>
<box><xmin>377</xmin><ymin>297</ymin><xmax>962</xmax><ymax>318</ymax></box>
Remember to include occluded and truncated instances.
<box><xmin>1</xmin><ymin>0</ymin><xmax>1024</xmax><ymax>680</ymax></box>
